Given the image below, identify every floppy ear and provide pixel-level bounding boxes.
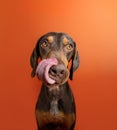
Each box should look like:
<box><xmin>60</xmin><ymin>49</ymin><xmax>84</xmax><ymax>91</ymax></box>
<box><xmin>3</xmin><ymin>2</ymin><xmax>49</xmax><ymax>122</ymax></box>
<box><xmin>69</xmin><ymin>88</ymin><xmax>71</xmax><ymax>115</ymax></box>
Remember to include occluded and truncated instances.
<box><xmin>30</xmin><ymin>42</ymin><xmax>40</xmax><ymax>77</ymax></box>
<box><xmin>69</xmin><ymin>45</ymin><xmax>80</xmax><ymax>80</ymax></box>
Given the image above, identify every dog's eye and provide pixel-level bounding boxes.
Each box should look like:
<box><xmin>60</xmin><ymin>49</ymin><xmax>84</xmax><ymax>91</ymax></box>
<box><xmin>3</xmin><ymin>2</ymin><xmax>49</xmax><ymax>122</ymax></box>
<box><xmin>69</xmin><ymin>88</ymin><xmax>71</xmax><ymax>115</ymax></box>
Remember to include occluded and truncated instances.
<box><xmin>66</xmin><ymin>44</ymin><xmax>73</xmax><ymax>51</ymax></box>
<box><xmin>41</xmin><ymin>40</ymin><xmax>48</xmax><ymax>47</ymax></box>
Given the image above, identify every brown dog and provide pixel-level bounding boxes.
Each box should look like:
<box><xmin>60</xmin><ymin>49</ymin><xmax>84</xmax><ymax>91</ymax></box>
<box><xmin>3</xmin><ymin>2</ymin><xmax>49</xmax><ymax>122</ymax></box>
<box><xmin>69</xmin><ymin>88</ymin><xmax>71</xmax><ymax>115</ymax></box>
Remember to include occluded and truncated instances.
<box><xmin>30</xmin><ymin>32</ymin><xmax>79</xmax><ymax>130</ymax></box>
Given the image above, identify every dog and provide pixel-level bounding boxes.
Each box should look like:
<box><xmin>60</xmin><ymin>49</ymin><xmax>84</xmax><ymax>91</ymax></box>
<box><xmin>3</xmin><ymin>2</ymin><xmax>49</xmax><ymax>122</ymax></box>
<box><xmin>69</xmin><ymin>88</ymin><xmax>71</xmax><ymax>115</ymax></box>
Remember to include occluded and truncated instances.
<box><xmin>30</xmin><ymin>32</ymin><xmax>80</xmax><ymax>130</ymax></box>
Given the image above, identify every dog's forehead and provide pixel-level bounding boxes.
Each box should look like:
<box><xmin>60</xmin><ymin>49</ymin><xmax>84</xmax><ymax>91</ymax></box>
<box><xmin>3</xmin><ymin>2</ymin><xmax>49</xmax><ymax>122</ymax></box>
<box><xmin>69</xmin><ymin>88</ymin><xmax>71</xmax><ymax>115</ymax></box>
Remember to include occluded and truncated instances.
<box><xmin>43</xmin><ymin>32</ymin><xmax>74</xmax><ymax>43</ymax></box>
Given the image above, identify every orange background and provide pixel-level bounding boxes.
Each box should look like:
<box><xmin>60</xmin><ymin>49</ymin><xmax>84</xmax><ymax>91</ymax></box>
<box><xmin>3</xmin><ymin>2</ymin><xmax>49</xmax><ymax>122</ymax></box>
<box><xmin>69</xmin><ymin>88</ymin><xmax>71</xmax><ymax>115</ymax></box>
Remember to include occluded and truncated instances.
<box><xmin>0</xmin><ymin>0</ymin><xmax>117</xmax><ymax>130</ymax></box>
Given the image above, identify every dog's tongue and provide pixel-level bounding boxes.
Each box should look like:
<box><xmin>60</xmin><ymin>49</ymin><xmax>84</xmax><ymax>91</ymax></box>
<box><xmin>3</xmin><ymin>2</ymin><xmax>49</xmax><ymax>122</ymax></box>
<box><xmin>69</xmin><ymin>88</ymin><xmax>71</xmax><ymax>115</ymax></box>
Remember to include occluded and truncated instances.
<box><xmin>36</xmin><ymin>58</ymin><xmax>58</xmax><ymax>84</ymax></box>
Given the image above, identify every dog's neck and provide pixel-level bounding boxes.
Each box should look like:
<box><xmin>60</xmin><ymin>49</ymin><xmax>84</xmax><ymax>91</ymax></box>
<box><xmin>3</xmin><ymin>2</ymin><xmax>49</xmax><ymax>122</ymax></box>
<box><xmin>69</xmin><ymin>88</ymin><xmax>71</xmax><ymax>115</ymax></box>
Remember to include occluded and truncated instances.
<box><xmin>43</xmin><ymin>82</ymin><xmax>68</xmax><ymax>100</ymax></box>
<box><xmin>42</xmin><ymin>82</ymin><xmax>69</xmax><ymax>115</ymax></box>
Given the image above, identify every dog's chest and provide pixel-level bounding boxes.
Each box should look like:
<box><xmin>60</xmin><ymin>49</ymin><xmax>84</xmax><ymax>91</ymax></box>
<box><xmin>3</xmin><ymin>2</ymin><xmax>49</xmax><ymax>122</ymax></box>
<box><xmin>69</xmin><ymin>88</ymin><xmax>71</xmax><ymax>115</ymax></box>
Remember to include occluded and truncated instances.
<box><xmin>36</xmin><ymin>109</ymin><xmax>75</xmax><ymax>130</ymax></box>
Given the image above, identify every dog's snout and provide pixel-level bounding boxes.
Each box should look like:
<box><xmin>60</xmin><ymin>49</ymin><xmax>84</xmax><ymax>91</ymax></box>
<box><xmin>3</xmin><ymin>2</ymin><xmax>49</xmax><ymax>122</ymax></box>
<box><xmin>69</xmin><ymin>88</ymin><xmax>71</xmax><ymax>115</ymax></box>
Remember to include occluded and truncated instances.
<box><xmin>48</xmin><ymin>61</ymin><xmax>69</xmax><ymax>84</ymax></box>
<box><xmin>49</xmin><ymin>64</ymin><xmax>66</xmax><ymax>78</ymax></box>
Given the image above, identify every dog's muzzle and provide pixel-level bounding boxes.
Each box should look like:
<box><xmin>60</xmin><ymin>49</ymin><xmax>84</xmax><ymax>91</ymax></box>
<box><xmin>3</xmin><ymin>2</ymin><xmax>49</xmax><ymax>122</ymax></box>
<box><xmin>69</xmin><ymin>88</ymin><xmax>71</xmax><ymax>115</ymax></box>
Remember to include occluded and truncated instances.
<box><xmin>36</xmin><ymin>58</ymin><xmax>69</xmax><ymax>86</ymax></box>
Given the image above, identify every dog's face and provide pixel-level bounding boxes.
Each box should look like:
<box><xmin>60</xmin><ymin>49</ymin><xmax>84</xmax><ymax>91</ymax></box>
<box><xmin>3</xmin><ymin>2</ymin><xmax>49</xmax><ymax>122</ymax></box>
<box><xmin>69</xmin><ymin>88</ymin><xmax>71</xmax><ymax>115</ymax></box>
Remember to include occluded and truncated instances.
<box><xmin>30</xmin><ymin>32</ymin><xmax>79</xmax><ymax>86</ymax></box>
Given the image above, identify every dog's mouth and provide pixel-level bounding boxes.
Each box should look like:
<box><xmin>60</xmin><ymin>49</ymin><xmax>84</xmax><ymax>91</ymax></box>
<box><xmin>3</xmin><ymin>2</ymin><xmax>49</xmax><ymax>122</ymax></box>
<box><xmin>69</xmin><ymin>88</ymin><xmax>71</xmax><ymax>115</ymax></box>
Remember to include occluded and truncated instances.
<box><xmin>36</xmin><ymin>58</ymin><xmax>69</xmax><ymax>86</ymax></box>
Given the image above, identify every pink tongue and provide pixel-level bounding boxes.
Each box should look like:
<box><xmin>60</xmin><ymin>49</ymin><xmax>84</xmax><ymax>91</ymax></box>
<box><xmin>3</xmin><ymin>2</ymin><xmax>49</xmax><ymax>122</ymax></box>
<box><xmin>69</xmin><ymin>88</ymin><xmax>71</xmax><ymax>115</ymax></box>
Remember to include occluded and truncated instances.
<box><xmin>36</xmin><ymin>58</ymin><xmax>58</xmax><ymax>84</ymax></box>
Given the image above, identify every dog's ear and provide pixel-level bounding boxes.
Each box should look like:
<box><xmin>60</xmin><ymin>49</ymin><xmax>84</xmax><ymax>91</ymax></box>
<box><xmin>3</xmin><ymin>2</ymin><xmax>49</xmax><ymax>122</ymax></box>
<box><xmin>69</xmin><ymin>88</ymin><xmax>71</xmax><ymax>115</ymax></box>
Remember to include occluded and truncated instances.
<box><xmin>69</xmin><ymin>43</ymin><xmax>80</xmax><ymax>80</ymax></box>
<box><xmin>30</xmin><ymin>41</ymin><xmax>40</xmax><ymax>77</ymax></box>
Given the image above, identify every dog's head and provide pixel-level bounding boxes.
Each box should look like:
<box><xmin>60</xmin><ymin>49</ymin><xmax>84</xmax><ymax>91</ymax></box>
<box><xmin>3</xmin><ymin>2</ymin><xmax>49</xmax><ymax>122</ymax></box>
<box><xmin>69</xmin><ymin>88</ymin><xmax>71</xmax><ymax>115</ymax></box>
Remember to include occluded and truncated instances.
<box><xmin>30</xmin><ymin>32</ymin><xmax>79</xmax><ymax>86</ymax></box>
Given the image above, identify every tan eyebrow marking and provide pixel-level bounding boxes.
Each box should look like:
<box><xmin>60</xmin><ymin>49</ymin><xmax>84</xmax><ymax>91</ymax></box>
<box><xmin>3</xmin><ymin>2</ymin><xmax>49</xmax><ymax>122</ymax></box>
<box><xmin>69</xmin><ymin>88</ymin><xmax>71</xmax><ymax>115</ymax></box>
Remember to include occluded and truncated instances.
<box><xmin>63</xmin><ymin>37</ymin><xmax>69</xmax><ymax>45</ymax></box>
<box><xmin>47</xmin><ymin>36</ymin><xmax>54</xmax><ymax>43</ymax></box>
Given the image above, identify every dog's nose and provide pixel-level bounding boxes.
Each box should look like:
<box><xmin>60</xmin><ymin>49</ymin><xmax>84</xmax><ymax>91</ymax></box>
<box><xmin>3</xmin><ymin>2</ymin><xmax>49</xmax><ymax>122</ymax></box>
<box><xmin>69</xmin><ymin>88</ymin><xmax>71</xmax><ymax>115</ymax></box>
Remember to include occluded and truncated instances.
<box><xmin>49</xmin><ymin>64</ymin><xmax>66</xmax><ymax>79</ymax></box>
<box><xmin>49</xmin><ymin>64</ymin><xmax>65</xmax><ymax>77</ymax></box>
